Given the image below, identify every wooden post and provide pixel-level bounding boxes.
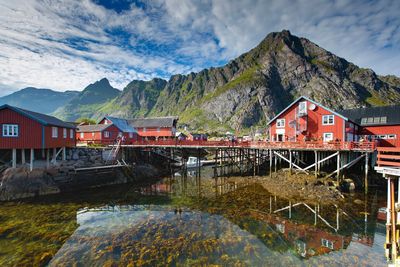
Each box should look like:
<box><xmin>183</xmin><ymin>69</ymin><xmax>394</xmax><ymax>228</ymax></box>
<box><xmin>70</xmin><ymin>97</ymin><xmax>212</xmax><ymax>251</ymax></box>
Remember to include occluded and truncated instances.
<box><xmin>336</xmin><ymin>206</ymin><xmax>340</xmax><ymax>230</ymax></box>
<box><xmin>21</xmin><ymin>149</ymin><xmax>25</xmax><ymax>164</ymax></box>
<box><xmin>289</xmin><ymin>201</ymin><xmax>292</xmax><ymax>219</ymax></box>
<box><xmin>269</xmin><ymin>149</ymin><xmax>272</xmax><ymax>178</ymax></box>
<box><xmin>386</xmin><ymin>178</ymin><xmax>391</xmax><ymax>260</ymax></box>
<box><xmin>289</xmin><ymin>150</ymin><xmax>292</xmax><ymax>175</ymax></box>
<box><xmin>270</xmin><ymin>196</ymin><xmax>272</xmax><ymax>213</ymax></box>
<box><xmin>364</xmin><ymin>153</ymin><xmax>369</xmax><ymax>194</ymax></box>
<box><xmin>12</xmin><ymin>148</ymin><xmax>17</xmax><ymax>168</ymax></box>
<box><xmin>46</xmin><ymin>149</ymin><xmax>50</xmax><ymax>169</ymax></box>
<box><xmin>274</xmin><ymin>151</ymin><xmax>277</xmax><ymax>173</ymax></box>
<box><xmin>30</xmin><ymin>148</ymin><xmax>34</xmax><ymax>171</ymax></box>
<box><xmin>390</xmin><ymin>178</ymin><xmax>397</xmax><ymax>261</ymax></box>
<box><xmin>52</xmin><ymin>147</ymin><xmax>57</xmax><ymax>164</ymax></box>
<box><xmin>314</xmin><ymin>150</ymin><xmax>317</xmax><ymax>178</ymax></box>
<box><xmin>314</xmin><ymin>204</ymin><xmax>318</xmax><ymax>225</ymax></box>
<box><xmin>62</xmin><ymin>147</ymin><xmax>66</xmax><ymax>161</ymax></box>
<box><xmin>336</xmin><ymin>152</ymin><xmax>340</xmax><ymax>183</ymax></box>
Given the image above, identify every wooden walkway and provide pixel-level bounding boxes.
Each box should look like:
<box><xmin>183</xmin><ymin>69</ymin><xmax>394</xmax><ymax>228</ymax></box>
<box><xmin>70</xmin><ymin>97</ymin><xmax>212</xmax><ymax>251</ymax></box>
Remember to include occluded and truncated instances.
<box><xmin>119</xmin><ymin>140</ymin><xmax>376</xmax><ymax>152</ymax></box>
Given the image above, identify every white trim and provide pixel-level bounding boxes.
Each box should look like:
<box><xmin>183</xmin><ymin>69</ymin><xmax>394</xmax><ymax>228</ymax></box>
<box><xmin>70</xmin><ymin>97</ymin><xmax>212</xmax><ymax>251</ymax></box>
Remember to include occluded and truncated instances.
<box><xmin>52</xmin><ymin>126</ymin><xmax>58</xmax><ymax>138</ymax></box>
<box><xmin>63</xmin><ymin>128</ymin><xmax>67</xmax><ymax>138</ymax></box>
<box><xmin>323</xmin><ymin>132</ymin><xmax>334</xmax><ymax>142</ymax></box>
<box><xmin>2</xmin><ymin>124</ymin><xmax>19</xmax><ymax>137</ymax></box>
<box><xmin>322</xmin><ymin>115</ymin><xmax>335</xmax><ymax>125</ymax></box>
<box><xmin>277</xmin><ymin>119</ymin><xmax>285</xmax><ymax>128</ymax></box>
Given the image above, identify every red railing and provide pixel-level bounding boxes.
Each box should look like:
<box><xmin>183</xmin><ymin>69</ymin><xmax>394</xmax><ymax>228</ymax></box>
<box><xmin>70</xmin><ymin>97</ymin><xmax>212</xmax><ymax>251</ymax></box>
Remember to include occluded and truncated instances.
<box><xmin>377</xmin><ymin>147</ymin><xmax>400</xmax><ymax>167</ymax></box>
<box><xmin>126</xmin><ymin>140</ymin><xmax>376</xmax><ymax>151</ymax></box>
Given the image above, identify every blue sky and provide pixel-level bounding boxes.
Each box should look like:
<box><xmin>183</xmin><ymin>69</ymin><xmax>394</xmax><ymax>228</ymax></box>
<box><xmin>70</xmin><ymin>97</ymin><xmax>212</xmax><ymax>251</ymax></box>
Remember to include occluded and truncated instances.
<box><xmin>0</xmin><ymin>0</ymin><xmax>399</xmax><ymax>96</ymax></box>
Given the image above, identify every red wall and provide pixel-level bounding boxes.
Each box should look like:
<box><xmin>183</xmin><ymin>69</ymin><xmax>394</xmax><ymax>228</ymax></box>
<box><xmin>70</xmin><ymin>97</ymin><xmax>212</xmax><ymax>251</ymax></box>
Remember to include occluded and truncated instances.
<box><xmin>361</xmin><ymin>125</ymin><xmax>400</xmax><ymax>147</ymax></box>
<box><xmin>136</xmin><ymin>127</ymin><xmax>174</xmax><ymax>138</ymax></box>
<box><xmin>269</xmin><ymin>99</ymin><xmax>346</xmax><ymax>142</ymax></box>
<box><xmin>0</xmin><ymin>109</ymin><xmax>75</xmax><ymax>149</ymax></box>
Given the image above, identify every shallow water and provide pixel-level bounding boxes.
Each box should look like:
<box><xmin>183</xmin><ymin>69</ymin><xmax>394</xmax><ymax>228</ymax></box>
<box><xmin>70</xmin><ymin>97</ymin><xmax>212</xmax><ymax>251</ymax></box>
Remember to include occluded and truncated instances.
<box><xmin>0</xmin><ymin>166</ymin><xmax>387</xmax><ymax>266</ymax></box>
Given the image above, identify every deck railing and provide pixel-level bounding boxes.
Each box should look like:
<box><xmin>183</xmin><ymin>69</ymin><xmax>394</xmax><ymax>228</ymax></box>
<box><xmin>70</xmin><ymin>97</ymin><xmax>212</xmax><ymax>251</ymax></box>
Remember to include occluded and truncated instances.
<box><xmin>377</xmin><ymin>147</ymin><xmax>400</xmax><ymax>167</ymax></box>
<box><xmin>123</xmin><ymin>140</ymin><xmax>376</xmax><ymax>151</ymax></box>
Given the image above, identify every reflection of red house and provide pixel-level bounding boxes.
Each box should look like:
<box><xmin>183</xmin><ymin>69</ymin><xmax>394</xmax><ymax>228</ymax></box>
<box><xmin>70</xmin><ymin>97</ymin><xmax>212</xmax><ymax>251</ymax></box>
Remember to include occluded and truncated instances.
<box><xmin>140</xmin><ymin>183</ymin><xmax>170</xmax><ymax>195</ymax></box>
<box><xmin>250</xmin><ymin>210</ymin><xmax>351</xmax><ymax>258</ymax></box>
<box><xmin>268</xmin><ymin>96</ymin><xmax>357</xmax><ymax>143</ymax></box>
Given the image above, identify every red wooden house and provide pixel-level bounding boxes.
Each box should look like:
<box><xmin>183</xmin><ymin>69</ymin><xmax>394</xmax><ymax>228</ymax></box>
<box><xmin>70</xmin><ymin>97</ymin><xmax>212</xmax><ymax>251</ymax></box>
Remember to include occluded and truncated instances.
<box><xmin>0</xmin><ymin>104</ymin><xmax>76</xmax><ymax>169</ymax></box>
<box><xmin>340</xmin><ymin>105</ymin><xmax>400</xmax><ymax>147</ymax></box>
<box><xmin>98</xmin><ymin>116</ymin><xmax>138</xmax><ymax>144</ymax></box>
<box><xmin>268</xmin><ymin>96</ymin><xmax>357</xmax><ymax>143</ymax></box>
<box><xmin>129</xmin><ymin>117</ymin><xmax>178</xmax><ymax>140</ymax></box>
<box><xmin>76</xmin><ymin>124</ymin><xmax>122</xmax><ymax>146</ymax></box>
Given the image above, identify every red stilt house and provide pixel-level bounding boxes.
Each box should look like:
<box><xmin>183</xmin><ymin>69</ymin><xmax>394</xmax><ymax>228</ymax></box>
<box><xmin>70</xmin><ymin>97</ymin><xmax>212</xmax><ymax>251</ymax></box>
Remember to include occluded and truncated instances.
<box><xmin>268</xmin><ymin>96</ymin><xmax>358</xmax><ymax>143</ymax></box>
<box><xmin>76</xmin><ymin>124</ymin><xmax>123</xmax><ymax>146</ymax></box>
<box><xmin>0</xmin><ymin>104</ymin><xmax>76</xmax><ymax>169</ymax></box>
<box><xmin>98</xmin><ymin>116</ymin><xmax>138</xmax><ymax>144</ymax></box>
<box><xmin>129</xmin><ymin>117</ymin><xmax>178</xmax><ymax>140</ymax></box>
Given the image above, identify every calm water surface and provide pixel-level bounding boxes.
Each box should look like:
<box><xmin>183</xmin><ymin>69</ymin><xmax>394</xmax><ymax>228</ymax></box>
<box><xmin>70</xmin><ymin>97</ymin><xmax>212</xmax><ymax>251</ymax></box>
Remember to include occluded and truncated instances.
<box><xmin>0</xmin><ymin>166</ymin><xmax>387</xmax><ymax>266</ymax></box>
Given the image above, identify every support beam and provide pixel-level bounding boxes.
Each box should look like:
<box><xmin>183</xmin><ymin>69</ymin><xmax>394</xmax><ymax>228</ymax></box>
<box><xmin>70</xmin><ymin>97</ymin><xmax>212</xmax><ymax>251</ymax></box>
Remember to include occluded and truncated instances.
<box><xmin>326</xmin><ymin>153</ymin><xmax>365</xmax><ymax>178</ymax></box>
<box><xmin>52</xmin><ymin>147</ymin><xmax>57</xmax><ymax>164</ymax></box>
<box><xmin>21</xmin><ymin>149</ymin><xmax>25</xmax><ymax>164</ymax></box>
<box><xmin>289</xmin><ymin>150</ymin><xmax>292</xmax><ymax>175</ymax></box>
<box><xmin>273</xmin><ymin>151</ymin><xmax>308</xmax><ymax>174</ymax></box>
<box><xmin>364</xmin><ymin>153</ymin><xmax>369</xmax><ymax>194</ymax></box>
<box><xmin>269</xmin><ymin>149</ymin><xmax>272</xmax><ymax>178</ymax></box>
<box><xmin>12</xmin><ymin>148</ymin><xmax>17</xmax><ymax>168</ymax></box>
<box><xmin>314</xmin><ymin>151</ymin><xmax>317</xmax><ymax>178</ymax></box>
<box><xmin>62</xmin><ymin>147</ymin><xmax>66</xmax><ymax>161</ymax></box>
<box><xmin>46</xmin><ymin>149</ymin><xmax>50</xmax><ymax>169</ymax></box>
<box><xmin>30</xmin><ymin>148</ymin><xmax>34</xmax><ymax>171</ymax></box>
<box><xmin>337</xmin><ymin>152</ymin><xmax>341</xmax><ymax>182</ymax></box>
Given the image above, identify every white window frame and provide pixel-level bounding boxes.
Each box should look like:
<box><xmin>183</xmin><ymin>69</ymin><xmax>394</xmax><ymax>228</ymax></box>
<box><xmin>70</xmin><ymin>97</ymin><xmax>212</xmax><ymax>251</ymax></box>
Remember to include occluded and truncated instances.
<box><xmin>63</xmin><ymin>128</ymin><xmax>67</xmax><ymax>138</ymax></box>
<box><xmin>52</xmin><ymin>127</ymin><xmax>58</xmax><ymax>138</ymax></box>
<box><xmin>70</xmin><ymin>129</ymin><xmax>74</xmax><ymax>139</ymax></box>
<box><xmin>80</xmin><ymin>132</ymin><xmax>84</xmax><ymax>139</ymax></box>
<box><xmin>322</xmin><ymin>115</ymin><xmax>334</xmax><ymax>125</ymax></box>
<box><xmin>92</xmin><ymin>132</ymin><xmax>95</xmax><ymax>137</ymax></box>
<box><xmin>298</xmin><ymin>101</ymin><xmax>307</xmax><ymax>115</ymax></box>
<box><xmin>323</xmin><ymin>132</ymin><xmax>333</xmax><ymax>142</ymax></box>
<box><xmin>2</xmin><ymin>124</ymin><xmax>19</xmax><ymax>137</ymax></box>
<box><xmin>321</xmin><ymin>238</ymin><xmax>334</xmax><ymax>249</ymax></box>
<box><xmin>104</xmin><ymin>131</ymin><xmax>110</xmax><ymax>138</ymax></box>
<box><xmin>129</xmin><ymin>132</ymin><xmax>133</xmax><ymax>138</ymax></box>
<box><xmin>143</xmin><ymin>127</ymin><xmax>147</xmax><ymax>132</ymax></box>
<box><xmin>157</xmin><ymin>127</ymin><xmax>161</xmax><ymax>132</ymax></box>
<box><xmin>276</xmin><ymin>119</ymin><xmax>285</xmax><ymax>128</ymax></box>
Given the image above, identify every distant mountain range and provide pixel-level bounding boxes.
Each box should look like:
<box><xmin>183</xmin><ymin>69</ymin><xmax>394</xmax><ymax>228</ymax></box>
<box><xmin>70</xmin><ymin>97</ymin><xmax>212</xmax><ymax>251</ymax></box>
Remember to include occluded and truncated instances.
<box><xmin>0</xmin><ymin>87</ymin><xmax>79</xmax><ymax>114</ymax></box>
<box><xmin>1</xmin><ymin>30</ymin><xmax>400</xmax><ymax>132</ymax></box>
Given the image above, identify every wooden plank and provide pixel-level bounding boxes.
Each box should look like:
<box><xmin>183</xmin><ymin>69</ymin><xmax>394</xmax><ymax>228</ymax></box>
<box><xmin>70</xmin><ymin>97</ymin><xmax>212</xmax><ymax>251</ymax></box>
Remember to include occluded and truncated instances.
<box><xmin>378</xmin><ymin>154</ymin><xmax>400</xmax><ymax>160</ymax></box>
<box><xmin>377</xmin><ymin>160</ymin><xmax>400</xmax><ymax>167</ymax></box>
<box><xmin>377</xmin><ymin>147</ymin><xmax>400</xmax><ymax>152</ymax></box>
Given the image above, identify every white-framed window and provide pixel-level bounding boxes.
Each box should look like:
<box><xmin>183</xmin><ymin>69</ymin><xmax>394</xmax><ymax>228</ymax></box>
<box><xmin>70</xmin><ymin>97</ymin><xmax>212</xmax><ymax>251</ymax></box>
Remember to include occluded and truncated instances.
<box><xmin>92</xmin><ymin>132</ymin><xmax>95</xmax><ymax>137</ymax></box>
<box><xmin>157</xmin><ymin>127</ymin><xmax>161</xmax><ymax>132</ymax></box>
<box><xmin>277</xmin><ymin>119</ymin><xmax>285</xmax><ymax>128</ymax></box>
<box><xmin>388</xmin><ymin>134</ymin><xmax>397</xmax><ymax>139</ymax></box>
<box><xmin>323</xmin><ymin>132</ymin><xmax>333</xmax><ymax>142</ymax></box>
<box><xmin>63</xmin><ymin>128</ymin><xmax>67</xmax><ymax>138</ymax></box>
<box><xmin>52</xmin><ymin>127</ymin><xmax>58</xmax><ymax>138</ymax></box>
<box><xmin>104</xmin><ymin>119</ymin><xmax>108</xmax><ymax>125</ymax></box>
<box><xmin>129</xmin><ymin>132</ymin><xmax>133</xmax><ymax>138</ymax></box>
<box><xmin>104</xmin><ymin>131</ymin><xmax>110</xmax><ymax>138</ymax></box>
<box><xmin>80</xmin><ymin>132</ymin><xmax>84</xmax><ymax>139</ymax></box>
<box><xmin>143</xmin><ymin>127</ymin><xmax>147</xmax><ymax>132</ymax></box>
<box><xmin>2</xmin><ymin>124</ymin><xmax>19</xmax><ymax>137</ymax></box>
<box><xmin>298</xmin><ymin>101</ymin><xmax>307</xmax><ymax>115</ymax></box>
<box><xmin>322</xmin><ymin>115</ymin><xmax>334</xmax><ymax>125</ymax></box>
<box><xmin>321</xmin><ymin>238</ymin><xmax>334</xmax><ymax>249</ymax></box>
<box><xmin>70</xmin><ymin>129</ymin><xmax>74</xmax><ymax>139</ymax></box>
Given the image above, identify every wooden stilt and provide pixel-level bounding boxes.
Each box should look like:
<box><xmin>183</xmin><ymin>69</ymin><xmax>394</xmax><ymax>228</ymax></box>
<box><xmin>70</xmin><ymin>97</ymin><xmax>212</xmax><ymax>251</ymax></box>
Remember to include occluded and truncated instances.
<box><xmin>62</xmin><ymin>147</ymin><xmax>66</xmax><ymax>161</ymax></box>
<box><xmin>46</xmin><ymin>149</ymin><xmax>50</xmax><ymax>169</ymax></box>
<box><xmin>289</xmin><ymin>150</ymin><xmax>292</xmax><ymax>175</ymax></box>
<box><xmin>52</xmin><ymin>147</ymin><xmax>57</xmax><ymax>164</ymax></box>
<box><xmin>336</xmin><ymin>152</ymin><xmax>340</xmax><ymax>183</ymax></box>
<box><xmin>269</xmin><ymin>149</ymin><xmax>272</xmax><ymax>178</ymax></box>
<box><xmin>12</xmin><ymin>148</ymin><xmax>17</xmax><ymax>168</ymax></box>
<box><xmin>30</xmin><ymin>148</ymin><xmax>34</xmax><ymax>171</ymax></box>
<box><xmin>21</xmin><ymin>149</ymin><xmax>25</xmax><ymax>164</ymax></box>
<box><xmin>314</xmin><ymin>150</ymin><xmax>317</xmax><ymax>178</ymax></box>
<box><xmin>364</xmin><ymin>153</ymin><xmax>369</xmax><ymax>194</ymax></box>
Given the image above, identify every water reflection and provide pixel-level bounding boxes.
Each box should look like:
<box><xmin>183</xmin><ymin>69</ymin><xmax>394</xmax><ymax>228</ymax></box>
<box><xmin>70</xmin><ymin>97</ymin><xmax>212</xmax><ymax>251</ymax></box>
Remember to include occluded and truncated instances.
<box><xmin>46</xmin><ymin>165</ymin><xmax>387</xmax><ymax>266</ymax></box>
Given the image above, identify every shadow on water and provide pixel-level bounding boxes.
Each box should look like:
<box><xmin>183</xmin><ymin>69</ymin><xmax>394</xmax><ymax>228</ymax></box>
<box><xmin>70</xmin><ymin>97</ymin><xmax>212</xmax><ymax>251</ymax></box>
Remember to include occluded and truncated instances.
<box><xmin>0</xmin><ymin>165</ymin><xmax>388</xmax><ymax>266</ymax></box>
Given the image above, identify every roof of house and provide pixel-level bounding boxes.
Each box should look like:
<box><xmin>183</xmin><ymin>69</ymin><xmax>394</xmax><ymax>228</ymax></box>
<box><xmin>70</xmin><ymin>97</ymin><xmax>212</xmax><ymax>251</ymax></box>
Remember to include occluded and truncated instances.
<box><xmin>101</xmin><ymin>116</ymin><xmax>137</xmax><ymax>133</ymax></box>
<box><xmin>129</xmin><ymin>116</ymin><xmax>178</xmax><ymax>128</ymax></box>
<box><xmin>267</xmin><ymin>96</ymin><xmax>348</xmax><ymax>125</ymax></box>
<box><xmin>0</xmin><ymin>104</ymin><xmax>75</xmax><ymax>128</ymax></box>
<box><xmin>339</xmin><ymin>105</ymin><xmax>400</xmax><ymax>126</ymax></box>
<box><xmin>76</xmin><ymin>124</ymin><xmax>113</xmax><ymax>132</ymax></box>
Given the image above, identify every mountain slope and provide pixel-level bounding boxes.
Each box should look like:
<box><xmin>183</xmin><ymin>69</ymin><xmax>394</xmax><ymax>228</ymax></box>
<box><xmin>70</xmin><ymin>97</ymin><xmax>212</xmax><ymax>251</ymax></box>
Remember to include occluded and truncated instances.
<box><xmin>53</xmin><ymin>78</ymin><xmax>120</xmax><ymax>121</ymax></box>
<box><xmin>149</xmin><ymin>30</ymin><xmax>400</xmax><ymax>132</ymax></box>
<box><xmin>96</xmin><ymin>78</ymin><xmax>167</xmax><ymax>120</ymax></box>
<box><xmin>0</xmin><ymin>87</ymin><xmax>79</xmax><ymax>114</ymax></box>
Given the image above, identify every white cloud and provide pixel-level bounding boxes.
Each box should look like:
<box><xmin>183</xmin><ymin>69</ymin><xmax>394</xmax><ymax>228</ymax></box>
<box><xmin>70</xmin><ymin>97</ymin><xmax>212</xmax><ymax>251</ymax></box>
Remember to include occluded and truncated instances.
<box><xmin>0</xmin><ymin>0</ymin><xmax>399</xmax><ymax>95</ymax></box>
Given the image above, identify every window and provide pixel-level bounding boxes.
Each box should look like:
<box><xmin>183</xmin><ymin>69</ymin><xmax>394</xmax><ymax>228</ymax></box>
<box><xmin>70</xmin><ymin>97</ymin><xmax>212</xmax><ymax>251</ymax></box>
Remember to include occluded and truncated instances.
<box><xmin>388</xmin><ymin>134</ymin><xmax>397</xmax><ymax>139</ymax></box>
<box><xmin>321</xmin><ymin>238</ymin><xmax>334</xmax><ymax>249</ymax></box>
<box><xmin>157</xmin><ymin>127</ymin><xmax>161</xmax><ymax>132</ymax></box>
<box><xmin>361</xmin><ymin>118</ymin><xmax>368</xmax><ymax>124</ymax></box>
<box><xmin>373</xmin><ymin>117</ymin><xmax>380</xmax><ymax>124</ymax></box>
<box><xmin>129</xmin><ymin>132</ymin><xmax>133</xmax><ymax>138</ymax></box>
<box><xmin>63</xmin><ymin>128</ymin><xmax>67</xmax><ymax>138</ymax></box>
<box><xmin>104</xmin><ymin>131</ymin><xmax>110</xmax><ymax>138</ymax></box>
<box><xmin>277</xmin><ymin>119</ymin><xmax>285</xmax><ymax>128</ymax></box>
<box><xmin>323</xmin><ymin>132</ymin><xmax>333</xmax><ymax>142</ymax></box>
<box><xmin>380</xmin><ymin>117</ymin><xmax>387</xmax><ymax>123</ymax></box>
<box><xmin>322</xmin><ymin>115</ymin><xmax>334</xmax><ymax>125</ymax></box>
<box><xmin>298</xmin><ymin>101</ymin><xmax>307</xmax><ymax>116</ymax></box>
<box><xmin>70</xmin><ymin>129</ymin><xmax>74</xmax><ymax>139</ymax></box>
<box><xmin>2</xmin><ymin>124</ymin><xmax>18</xmax><ymax>137</ymax></box>
<box><xmin>80</xmin><ymin>132</ymin><xmax>84</xmax><ymax>139</ymax></box>
<box><xmin>367</xmin><ymin>117</ymin><xmax>374</xmax><ymax>124</ymax></box>
<box><xmin>143</xmin><ymin>127</ymin><xmax>147</xmax><ymax>132</ymax></box>
<box><xmin>52</xmin><ymin>127</ymin><xmax>58</xmax><ymax>138</ymax></box>
<box><xmin>92</xmin><ymin>132</ymin><xmax>95</xmax><ymax>137</ymax></box>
